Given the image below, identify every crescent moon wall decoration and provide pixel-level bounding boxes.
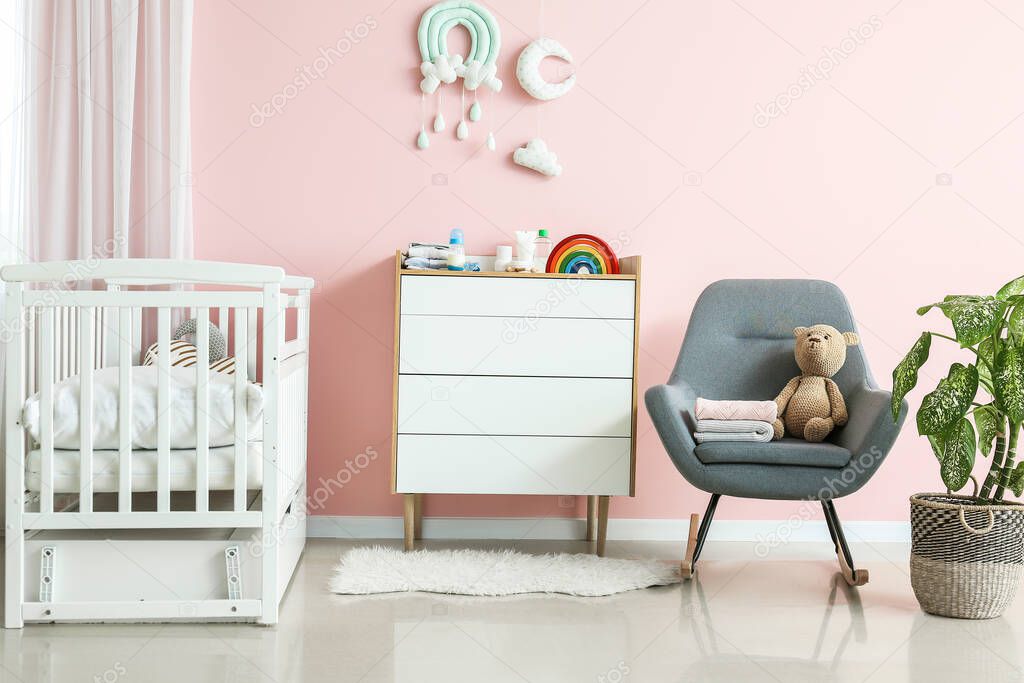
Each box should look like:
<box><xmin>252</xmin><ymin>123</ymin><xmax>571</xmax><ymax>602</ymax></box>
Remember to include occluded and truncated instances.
<box><xmin>415</xmin><ymin>1</ymin><xmax>503</xmax><ymax>151</ymax></box>
<box><xmin>516</xmin><ymin>38</ymin><xmax>576</xmax><ymax>101</ymax></box>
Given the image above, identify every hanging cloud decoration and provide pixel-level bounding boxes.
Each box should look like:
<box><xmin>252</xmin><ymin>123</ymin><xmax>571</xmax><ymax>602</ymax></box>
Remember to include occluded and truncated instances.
<box><xmin>513</xmin><ymin>138</ymin><xmax>562</xmax><ymax>177</ymax></box>
<box><xmin>420</xmin><ymin>53</ymin><xmax>463</xmax><ymax>94</ymax></box>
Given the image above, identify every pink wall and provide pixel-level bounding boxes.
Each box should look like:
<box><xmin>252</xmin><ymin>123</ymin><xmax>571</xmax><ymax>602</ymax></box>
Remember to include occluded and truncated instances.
<box><xmin>190</xmin><ymin>0</ymin><xmax>1024</xmax><ymax>522</ymax></box>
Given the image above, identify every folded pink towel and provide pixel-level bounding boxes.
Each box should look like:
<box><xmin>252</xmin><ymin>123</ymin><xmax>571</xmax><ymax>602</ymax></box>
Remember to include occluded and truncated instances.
<box><xmin>694</xmin><ymin>398</ymin><xmax>777</xmax><ymax>422</ymax></box>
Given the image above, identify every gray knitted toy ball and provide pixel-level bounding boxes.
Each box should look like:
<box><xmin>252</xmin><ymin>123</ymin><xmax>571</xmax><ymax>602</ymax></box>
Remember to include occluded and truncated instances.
<box><xmin>174</xmin><ymin>318</ymin><xmax>227</xmax><ymax>361</ymax></box>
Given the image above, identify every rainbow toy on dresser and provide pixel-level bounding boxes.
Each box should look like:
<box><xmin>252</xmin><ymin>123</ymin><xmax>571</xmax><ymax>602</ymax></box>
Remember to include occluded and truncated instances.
<box><xmin>546</xmin><ymin>234</ymin><xmax>620</xmax><ymax>274</ymax></box>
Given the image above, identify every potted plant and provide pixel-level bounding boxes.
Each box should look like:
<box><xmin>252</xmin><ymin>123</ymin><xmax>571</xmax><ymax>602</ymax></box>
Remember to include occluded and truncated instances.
<box><xmin>892</xmin><ymin>275</ymin><xmax>1024</xmax><ymax>618</ymax></box>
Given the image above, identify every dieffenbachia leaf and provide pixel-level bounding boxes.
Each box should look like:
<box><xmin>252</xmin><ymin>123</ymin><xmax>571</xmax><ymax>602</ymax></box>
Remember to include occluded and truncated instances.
<box><xmin>917</xmin><ymin>296</ymin><xmax>1006</xmax><ymax>347</ymax></box>
<box><xmin>917</xmin><ymin>363</ymin><xmax>979</xmax><ymax>436</ymax></box>
<box><xmin>892</xmin><ymin>332</ymin><xmax>931</xmax><ymax>421</ymax></box>
<box><xmin>1009</xmin><ymin>462</ymin><xmax>1024</xmax><ymax>498</ymax></box>
<box><xmin>938</xmin><ymin>418</ymin><xmax>976</xmax><ymax>492</ymax></box>
<box><xmin>974</xmin><ymin>404</ymin><xmax>1000</xmax><ymax>457</ymax></box>
<box><xmin>994</xmin><ymin>345</ymin><xmax>1024</xmax><ymax>424</ymax></box>
<box><xmin>1008</xmin><ymin>305</ymin><xmax>1024</xmax><ymax>343</ymax></box>
<box><xmin>997</xmin><ymin>275</ymin><xmax>1024</xmax><ymax>300</ymax></box>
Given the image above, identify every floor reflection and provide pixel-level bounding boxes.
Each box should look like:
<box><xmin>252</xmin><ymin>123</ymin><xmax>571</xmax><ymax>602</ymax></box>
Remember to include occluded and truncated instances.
<box><xmin>682</xmin><ymin>573</ymin><xmax>865</xmax><ymax>682</ymax></box>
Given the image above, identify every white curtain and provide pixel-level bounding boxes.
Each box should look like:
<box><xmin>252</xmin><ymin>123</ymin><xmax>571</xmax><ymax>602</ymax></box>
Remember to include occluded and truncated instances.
<box><xmin>1</xmin><ymin>1</ymin><xmax>194</xmax><ymax>526</ymax></box>
<box><xmin>0</xmin><ymin>0</ymin><xmax>27</xmax><ymax>266</ymax></box>
<box><xmin>26</xmin><ymin>0</ymin><xmax>194</xmax><ymax>262</ymax></box>
<box><xmin>0</xmin><ymin>0</ymin><xmax>30</xmax><ymax>531</ymax></box>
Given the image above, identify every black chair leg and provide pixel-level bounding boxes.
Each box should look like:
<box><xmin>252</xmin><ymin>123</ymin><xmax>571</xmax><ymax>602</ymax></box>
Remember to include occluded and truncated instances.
<box><xmin>821</xmin><ymin>499</ymin><xmax>869</xmax><ymax>586</ymax></box>
<box><xmin>682</xmin><ymin>494</ymin><xmax>720</xmax><ymax>579</ymax></box>
<box><xmin>823</xmin><ymin>500</ymin><xmax>840</xmax><ymax>550</ymax></box>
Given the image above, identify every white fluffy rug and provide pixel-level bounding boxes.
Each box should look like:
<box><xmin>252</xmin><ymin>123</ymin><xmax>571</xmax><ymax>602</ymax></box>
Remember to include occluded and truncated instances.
<box><xmin>328</xmin><ymin>546</ymin><xmax>680</xmax><ymax>597</ymax></box>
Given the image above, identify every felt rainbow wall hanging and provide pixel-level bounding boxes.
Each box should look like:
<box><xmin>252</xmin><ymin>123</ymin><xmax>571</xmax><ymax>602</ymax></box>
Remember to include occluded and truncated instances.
<box><xmin>416</xmin><ymin>1</ymin><xmax>502</xmax><ymax>151</ymax></box>
<box><xmin>546</xmin><ymin>234</ymin><xmax>620</xmax><ymax>275</ymax></box>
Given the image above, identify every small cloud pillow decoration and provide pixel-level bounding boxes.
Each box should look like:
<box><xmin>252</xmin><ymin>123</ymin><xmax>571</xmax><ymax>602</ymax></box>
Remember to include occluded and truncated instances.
<box><xmin>419</xmin><ymin>53</ymin><xmax>462</xmax><ymax>94</ymax></box>
<box><xmin>773</xmin><ymin>324</ymin><xmax>860</xmax><ymax>442</ymax></box>
<box><xmin>513</xmin><ymin>138</ymin><xmax>562</xmax><ymax>177</ymax></box>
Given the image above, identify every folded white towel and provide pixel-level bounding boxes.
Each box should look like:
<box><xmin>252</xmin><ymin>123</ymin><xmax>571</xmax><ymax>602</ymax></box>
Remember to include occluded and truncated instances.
<box><xmin>694</xmin><ymin>419</ymin><xmax>774</xmax><ymax>443</ymax></box>
<box><xmin>695</xmin><ymin>398</ymin><xmax>777</xmax><ymax>422</ymax></box>
<box><xmin>404</xmin><ymin>256</ymin><xmax>447</xmax><ymax>269</ymax></box>
<box><xmin>407</xmin><ymin>244</ymin><xmax>449</xmax><ymax>259</ymax></box>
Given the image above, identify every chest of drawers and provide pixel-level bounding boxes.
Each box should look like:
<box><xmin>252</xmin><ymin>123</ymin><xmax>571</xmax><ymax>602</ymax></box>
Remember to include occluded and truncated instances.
<box><xmin>391</xmin><ymin>252</ymin><xmax>640</xmax><ymax>554</ymax></box>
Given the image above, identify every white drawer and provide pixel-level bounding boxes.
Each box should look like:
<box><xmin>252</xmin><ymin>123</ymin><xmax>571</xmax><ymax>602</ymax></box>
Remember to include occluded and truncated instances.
<box><xmin>399</xmin><ymin>315</ymin><xmax>634</xmax><ymax>377</ymax></box>
<box><xmin>400</xmin><ymin>275</ymin><xmax>635</xmax><ymax>319</ymax></box>
<box><xmin>396</xmin><ymin>434</ymin><xmax>631</xmax><ymax>495</ymax></box>
<box><xmin>397</xmin><ymin>376</ymin><xmax>633</xmax><ymax>437</ymax></box>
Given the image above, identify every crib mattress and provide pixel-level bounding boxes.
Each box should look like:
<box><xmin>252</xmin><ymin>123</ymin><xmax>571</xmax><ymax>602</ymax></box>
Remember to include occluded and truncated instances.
<box><xmin>22</xmin><ymin>365</ymin><xmax>264</xmax><ymax>451</ymax></box>
<box><xmin>26</xmin><ymin>444</ymin><xmax>263</xmax><ymax>493</ymax></box>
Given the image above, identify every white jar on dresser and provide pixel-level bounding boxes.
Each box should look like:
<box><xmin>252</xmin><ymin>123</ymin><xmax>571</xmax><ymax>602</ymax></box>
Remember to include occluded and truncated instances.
<box><xmin>391</xmin><ymin>252</ymin><xmax>641</xmax><ymax>555</ymax></box>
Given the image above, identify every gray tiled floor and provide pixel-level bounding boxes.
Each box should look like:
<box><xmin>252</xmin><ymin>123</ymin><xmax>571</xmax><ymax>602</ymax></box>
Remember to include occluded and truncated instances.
<box><xmin>1</xmin><ymin>538</ymin><xmax>1021</xmax><ymax>682</ymax></box>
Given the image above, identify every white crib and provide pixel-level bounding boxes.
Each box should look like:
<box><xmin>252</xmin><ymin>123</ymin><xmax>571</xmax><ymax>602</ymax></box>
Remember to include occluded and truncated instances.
<box><xmin>2</xmin><ymin>259</ymin><xmax>312</xmax><ymax>627</ymax></box>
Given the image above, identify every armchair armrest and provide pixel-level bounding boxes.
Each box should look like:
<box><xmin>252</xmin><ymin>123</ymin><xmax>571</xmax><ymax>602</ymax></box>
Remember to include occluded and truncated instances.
<box><xmin>833</xmin><ymin>382</ymin><xmax>908</xmax><ymax>473</ymax></box>
<box><xmin>644</xmin><ymin>380</ymin><xmax>699</xmax><ymax>471</ymax></box>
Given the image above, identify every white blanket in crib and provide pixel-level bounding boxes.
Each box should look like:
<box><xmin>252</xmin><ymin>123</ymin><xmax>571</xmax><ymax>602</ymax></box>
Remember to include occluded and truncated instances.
<box><xmin>23</xmin><ymin>365</ymin><xmax>264</xmax><ymax>450</ymax></box>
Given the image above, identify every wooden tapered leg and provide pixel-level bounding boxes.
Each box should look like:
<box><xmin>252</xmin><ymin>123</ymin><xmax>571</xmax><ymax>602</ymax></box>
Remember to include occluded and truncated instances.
<box><xmin>586</xmin><ymin>495</ymin><xmax>598</xmax><ymax>542</ymax></box>
<box><xmin>403</xmin><ymin>494</ymin><xmax>416</xmax><ymax>551</ymax></box>
<box><xmin>596</xmin><ymin>496</ymin><xmax>610</xmax><ymax>556</ymax></box>
<box><xmin>414</xmin><ymin>493</ymin><xmax>423</xmax><ymax>540</ymax></box>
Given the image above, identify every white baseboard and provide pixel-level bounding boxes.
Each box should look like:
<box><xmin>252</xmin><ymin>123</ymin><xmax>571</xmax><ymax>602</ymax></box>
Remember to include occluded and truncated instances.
<box><xmin>306</xmin><ymin>516</ymin><xmax>910</xmax><ymax>543</ymax></box>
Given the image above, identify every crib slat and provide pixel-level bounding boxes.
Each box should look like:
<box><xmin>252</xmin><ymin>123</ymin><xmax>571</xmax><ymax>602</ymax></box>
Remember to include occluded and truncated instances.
<box><xmin>234</xmin><ymin>308</ymin><xmax>248</xmax><ymax>511</ymax></box>
<box><xmin>54</xmin><ymin>308</ymin><xmax>60</xmax><ymax>382</ymax></box>
<box><xmin>196</xmin><ymin>308</ymin><xmax>210</xmax><ymax>512</ymax></box>
<box><xmin>131</xmin><ymin>306</ymin><xmax>142</xmax><ymax>364</ymax></box>
<box><xmin>118</xmin><ymin>308</ymin><xmax>133</xmax><ymax>512</ymax></box>
<box><xmin>39</xmin><ymin>309</ymin><xmax>55</xmax><ymax>514</ymax></box>
<box><xmin>60</xmin><ymin>307</ymin><xmax>69</xmax><ymax>379</ymax></box>
<box><xmin>247</xmin><ymin>306</ymin><xmax>257</xmax><ymax>380</ymax></box>
<box><xmin>95</xmin><ymin>307</ymin><xmax>103</xmax><ymax>367</ymax></box>
<box><xmin>70</xmin><ymin>308</ymin><xmax>77</xmax><ymax>375</ymax></box>
<box><xmin>102</xmin><ymin>305</ymin><xmax>120</xmax><ymax>368</ymax></box>
<box><xmin>218</xmin><ymin>307</ymin><xmax>229</xmax><ymax>342</ymax></box>
<box><xmin>157</xmin><ymin>308</ymin><xmax>171</xmax><ymax>512</ymax></box>
<box><xmin>26</xmin><ymin>309</ymin><xmax>35</xmax><ymax>397</ymax></box>
<box><xmin>79</xmin><ymin>308</ymin><xmax>94</xmax><ymax>512</ymax></box>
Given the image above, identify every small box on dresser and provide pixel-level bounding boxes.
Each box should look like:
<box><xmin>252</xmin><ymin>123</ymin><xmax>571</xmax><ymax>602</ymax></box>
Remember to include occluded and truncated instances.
<box><xmin>391</xmin><ymin>252</ymin><xmax>641</xmax><ymax>555</ymax></box>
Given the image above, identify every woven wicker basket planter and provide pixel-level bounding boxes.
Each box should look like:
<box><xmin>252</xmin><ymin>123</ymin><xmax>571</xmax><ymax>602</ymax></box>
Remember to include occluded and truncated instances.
<box><xmin>910</xmin><ymin>493</ymin><xmax>1024</xmax><ymax>619</ymax></box>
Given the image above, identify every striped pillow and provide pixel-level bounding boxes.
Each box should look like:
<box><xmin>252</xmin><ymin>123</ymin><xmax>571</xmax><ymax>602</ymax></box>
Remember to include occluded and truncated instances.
<box><xmin>143</xmin><ymin>341</ymin><xmax>238</xmax><ymax>375</ymax></box>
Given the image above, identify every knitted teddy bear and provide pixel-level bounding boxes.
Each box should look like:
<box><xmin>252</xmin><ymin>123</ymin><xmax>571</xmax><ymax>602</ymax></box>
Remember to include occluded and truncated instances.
<box><xmin>772</xmin><ymin>324</ymin><xmax>859</xmax><ymax>442</ymax></box>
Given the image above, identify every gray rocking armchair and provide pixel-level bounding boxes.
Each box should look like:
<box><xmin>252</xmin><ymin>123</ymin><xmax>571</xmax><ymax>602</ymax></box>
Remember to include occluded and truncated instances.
<box><xmin>645</xmin><ymin>280</ymin><xmax>907</xmax><ymax>586</ymax></box>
